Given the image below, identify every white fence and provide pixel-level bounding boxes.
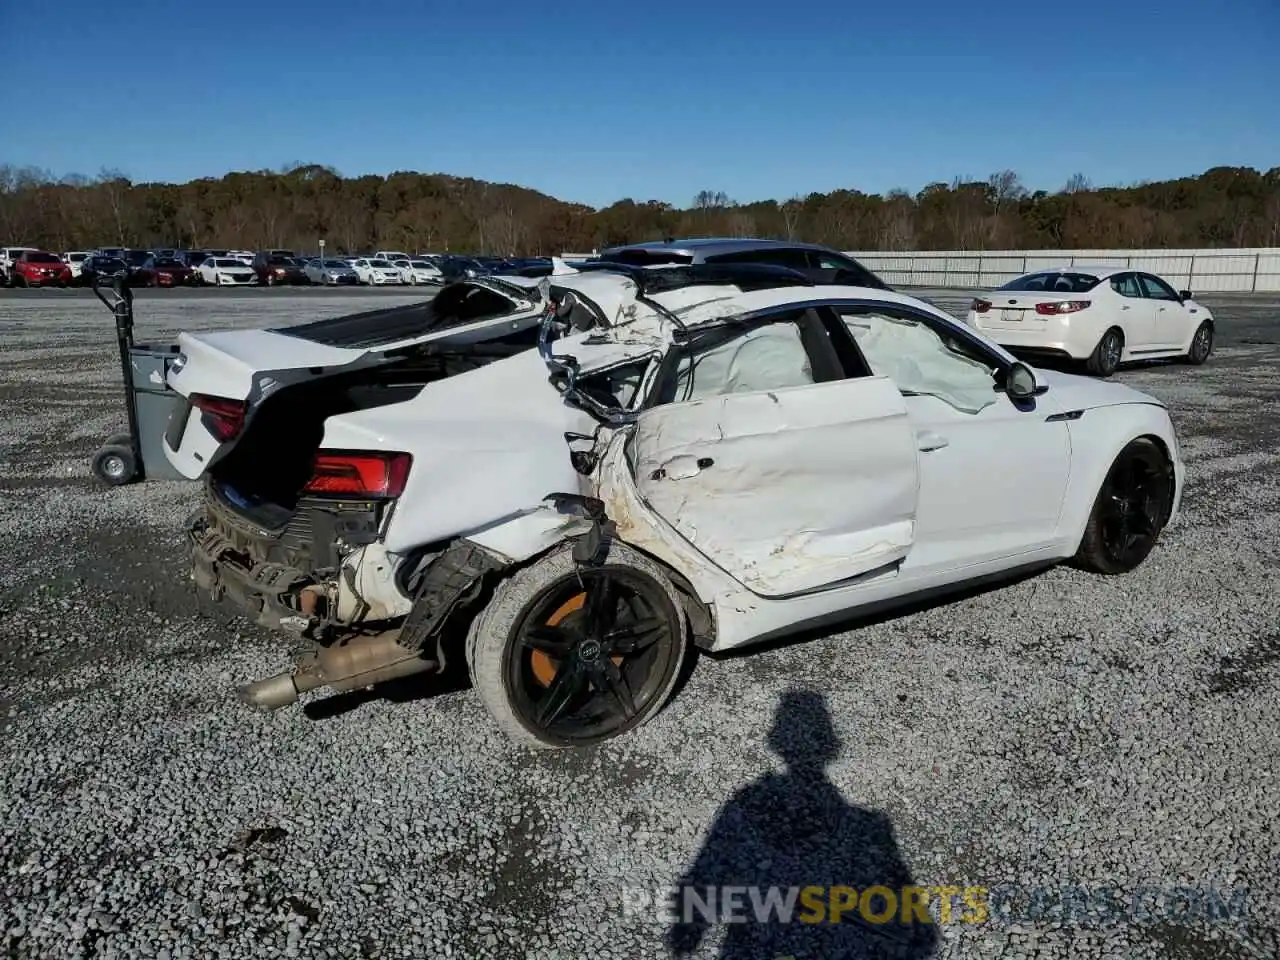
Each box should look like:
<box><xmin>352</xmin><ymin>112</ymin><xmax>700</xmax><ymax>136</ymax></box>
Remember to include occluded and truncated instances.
<box><xmin>845</xmin><ymin>248</ymin><xmax>1280</xmax><ymax>293</ymax></box>
<box><xmin>559</xmin><ymin>247</ymin><xmax>1280</xmax><ymax>292</ymax></box>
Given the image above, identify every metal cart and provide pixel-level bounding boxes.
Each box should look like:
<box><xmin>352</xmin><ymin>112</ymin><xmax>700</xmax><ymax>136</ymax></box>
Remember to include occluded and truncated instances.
<box><xmin>90</xmin><ymin>274</ymin><xmax>189</xmax><ymax>486</ymax></box>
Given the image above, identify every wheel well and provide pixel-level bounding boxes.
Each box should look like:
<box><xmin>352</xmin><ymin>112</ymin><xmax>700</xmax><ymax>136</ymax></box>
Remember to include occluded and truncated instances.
<box><xmin>1135</xmin><ymin>433</ymin><xmax>1177</xmax><ymax>527</ymax></box>
<box><xmin>426</xmin><ymin>532</ymin><xmax>719</xmax><ymax>666</ymax></box>
<box><xmin>587</xmin><ymin>537</ymin><xmax>717</xmax><ymax>649</ymax></box>
<box><xmin>1105</xmin><ymin>325</ymin><xmax>1125</xmax><ymax>343</ymax></box>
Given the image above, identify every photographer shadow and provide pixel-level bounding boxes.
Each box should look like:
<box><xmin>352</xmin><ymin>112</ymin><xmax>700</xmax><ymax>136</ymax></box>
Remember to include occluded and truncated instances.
<box><xmin>665</xmin><ymin>690</ymin><xmax>939</xmax><ymax>960</ymax></box>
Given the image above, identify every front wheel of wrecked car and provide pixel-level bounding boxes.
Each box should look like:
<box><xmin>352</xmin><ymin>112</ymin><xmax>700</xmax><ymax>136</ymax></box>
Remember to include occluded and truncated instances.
<box><xmin>1074</xmin><ymin>437</ymin><xmax>1173</xmax><ymax>575</ymax></box>
<box><xmin>467</xmin><ymin>541</ymin><xmax>688</xmax><ymax>748</ymax></box>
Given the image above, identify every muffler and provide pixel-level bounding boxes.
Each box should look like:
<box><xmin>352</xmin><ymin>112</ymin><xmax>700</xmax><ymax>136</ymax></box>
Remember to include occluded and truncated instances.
<box><xmin>237</xmin><ymin>630</ymin><xmax>437</xmax><ymax>711</ymax></box>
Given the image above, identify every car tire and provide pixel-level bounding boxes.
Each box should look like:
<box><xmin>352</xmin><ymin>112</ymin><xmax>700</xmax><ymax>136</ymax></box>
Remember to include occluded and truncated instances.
<box><xmin>466</xmin><ymin>540</ymin><xmax>688</xmax><ymax>749</ymax></box>
<box><xmin>91</xmin><ymin>443</ymin><xmax>138</xmax><ymax>486</ymax></box>
<box><xmin>1183</xmin><ymin>321</ymin><xmax>1213</xmax><ymax>365</ymax></box>
<box><xmin>1085</xmin><ymin>327</ymin><xmax>1123</xmax><ymax>377</ymax></box>
<box><xmin>1074</xmin><ymin>437</ymin><xmax>1174</xmax><ymax>575</ymax></box>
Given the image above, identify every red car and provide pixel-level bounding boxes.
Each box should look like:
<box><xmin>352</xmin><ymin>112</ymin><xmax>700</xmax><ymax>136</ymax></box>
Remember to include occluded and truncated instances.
<box><xmin>137</xmin><ymin>255</ymin><xmax>195</xmax><ymax>287</ymax></box>
<box><xmin>10</xmin><ymin>250</ymin><xmax>72</xmax><ymax>287</ymax></box>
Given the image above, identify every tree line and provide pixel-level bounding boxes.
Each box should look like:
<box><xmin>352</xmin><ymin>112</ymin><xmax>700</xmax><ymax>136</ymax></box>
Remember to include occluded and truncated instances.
<box><xmin>1</xmin><ymin>162</ymin><xmax>1277</xmax><ymax>256</ymax></box>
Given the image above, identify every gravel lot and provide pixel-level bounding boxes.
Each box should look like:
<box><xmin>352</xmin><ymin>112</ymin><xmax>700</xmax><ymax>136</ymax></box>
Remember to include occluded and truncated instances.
<box><xmin>1</xmin><ymin>286</ymin><xmax>1278</xmax><ymax>960</ymax></box>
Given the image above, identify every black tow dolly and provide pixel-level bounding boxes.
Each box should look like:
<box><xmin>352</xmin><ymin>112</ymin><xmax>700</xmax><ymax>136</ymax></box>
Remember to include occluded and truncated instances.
<box><xmin>89</xmin><ymin>273</ymin><xmax>187</xmax><ymax>486</ymax></box>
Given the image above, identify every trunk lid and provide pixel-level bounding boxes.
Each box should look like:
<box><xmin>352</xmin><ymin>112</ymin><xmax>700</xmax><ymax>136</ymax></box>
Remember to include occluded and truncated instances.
<box><xmin>163</xmin><ymin>280</ymin><xmax>545</xmax><ymax>479</ymax></box>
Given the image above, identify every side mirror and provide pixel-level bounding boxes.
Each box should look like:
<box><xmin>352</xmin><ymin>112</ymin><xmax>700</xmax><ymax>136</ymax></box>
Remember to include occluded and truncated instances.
<box><xmin>1003</xmin><ymin>361</ymin><xmax>1047</xmax><ymax>400</ymax></box>
<box><xmin>1179</xmin><ymin>290</ymin><xmax>1192</xmax><ymax>301</ymax></box>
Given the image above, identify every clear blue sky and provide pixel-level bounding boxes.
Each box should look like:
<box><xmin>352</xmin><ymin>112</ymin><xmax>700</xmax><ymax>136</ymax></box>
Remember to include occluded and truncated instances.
<box><xmin>1</xmin><ymin>0</ymin><xmax>1276</xmax><ymax>209</ymax></box>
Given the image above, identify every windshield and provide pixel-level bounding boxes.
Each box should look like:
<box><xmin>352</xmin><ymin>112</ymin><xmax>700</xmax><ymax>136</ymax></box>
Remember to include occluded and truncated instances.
<box><xmin>999</xmin><ymin>272</ymin><xmax>1100</xmax><ymax>293</ymax></box>
<box><xmin>322</xmin><ymin>260</ymin><xmax>348</xmax><ymax>268</ymax></box>
<box><xmin>126</xmin><ymin>251</ymin><xmax>152</xmax><ymax>265</ymax></box>
<box><xmin>68</xmin><ymin>253</ymin><xmax>88</xmax><ymax>262</ymax></box>
<box><xmin>408</xmin><ymin>260</ymin><xmax>432</xmax><ymax>268</ymax></box>
<box><xmin>370</xmin><ymin>259</ymin><xmax>394</xmax><ymax>268</ymax></box>
<box><xmin>213</xmin><ymin>259</ymin><xmax>243</xmax><ymax>267</ymax></box>
<box><xmin>95</xmin><ymin>258</ymin><xmax>127</xmax><ymax>271</ymax></box>
<box><xmin>27</xmin><ymin>252</ymin><xmax>61</xmax><ymax>263</ymax></box>
<box><xmin>155</xmin><ymin>258</ymin><xmax>185</xmax><ymax>267</ymax></box>
<box><xmin>267</xmin><ymin>257</ymin><xmax>293</xmax><ymax>265</ymax></box>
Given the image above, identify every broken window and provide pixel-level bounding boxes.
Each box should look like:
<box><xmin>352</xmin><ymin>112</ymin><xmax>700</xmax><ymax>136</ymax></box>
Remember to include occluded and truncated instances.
<box><xmin>576</xmin><ymin>359</ymin><xmax>653</xmax><ymax>410</ymax></box>
<box><xmin>666</xmin><ymin>321</ymin><xmax>816</xmax><ymax>404</ymax></box>
<box><xmin>838</xmin><ymin>308</ymin><xmax>999</xmax><ymax>414</ymax></box>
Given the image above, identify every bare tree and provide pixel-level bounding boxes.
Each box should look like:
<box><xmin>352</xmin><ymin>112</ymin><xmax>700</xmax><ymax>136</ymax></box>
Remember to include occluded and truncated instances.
<box><xmin>1063</xmin><ymin>173</ymin><xmax>1092</xmax><ymax>194</ymax></box>
<box><xmin>780</xmin><ymin>195</ymin><xmax>803</xmax><ymax>240</ymax></box>
<box><xmin>725</xmin><ymin>212</ymin><xmax>756</xmax><ymax>238</ymax></box>
<box><xmin>692</xmin><ymin>190</ymin><xmax>731</xmax><ymax>211</ymax></box>
<box><xmin>97</xmin><ymin>168</ymin><xmax>132</xmax><ymax>246</ymax></box>
<box><xmin>987</xmin><ymin>170</ymin><xmax>1027</xmax><ymax>210</ymax></box>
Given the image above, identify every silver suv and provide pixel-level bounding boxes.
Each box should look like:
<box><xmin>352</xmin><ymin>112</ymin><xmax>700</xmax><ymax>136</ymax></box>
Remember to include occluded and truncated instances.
<box><xmin>594</xmin><ymin>237</ymin><xmax>890</xmax><ymax>289</ymax></box>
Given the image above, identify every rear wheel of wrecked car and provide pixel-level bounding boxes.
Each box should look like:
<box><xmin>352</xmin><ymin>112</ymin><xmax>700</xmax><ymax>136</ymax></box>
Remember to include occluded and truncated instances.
<box><xmin>1075</xmin><ymin>438</ymin><xmax>1173</xmax><ymax>575</ymax></box>
<box><xmin>467</xmin><ymin>541</ymin><xmax>687</xmax><ymax>748</ymax></box>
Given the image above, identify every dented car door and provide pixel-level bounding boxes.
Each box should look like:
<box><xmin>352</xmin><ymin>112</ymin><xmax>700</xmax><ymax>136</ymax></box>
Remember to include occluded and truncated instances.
<box><xmin>628</xmin><ymin>310</ymin><xmax>921</xmax><ymax>597</ymax></box>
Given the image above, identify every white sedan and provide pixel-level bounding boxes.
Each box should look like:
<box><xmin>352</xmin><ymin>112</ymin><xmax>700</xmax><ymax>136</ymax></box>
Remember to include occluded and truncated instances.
<box><xmin>161</xmin><ymin>262</ymin><xmax>1185</xmax><ymax>747</ymax></box>
<box><xmin>350</xmin><ymin>258</ymin><xmax>404</xmax><ymax>285</ymax></box>
<box><xmin>391</xmin><ymin>258</ymin><xmax>444</xmax><ymax>285</ymax></box>
<box><xmin>197</xmin><ymin>257</ymin><xmax>257</xmax><ymax>286</ymax></box>
<box><xmin>968</xmin><ymin>266</ymin><xmax>1215</xmax><ymax>376</ymax></box>
<box><xmin>62</xmin><ymin>251</ymin><xmax>92</xmax><ymax>279</ymax></box>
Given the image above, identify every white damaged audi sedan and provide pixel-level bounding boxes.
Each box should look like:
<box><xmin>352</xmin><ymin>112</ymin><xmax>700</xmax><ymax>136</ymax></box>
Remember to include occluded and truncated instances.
<box><xmin>158</xmin><ymin>261</ymin><xmax>1186</xmax><ymax>747</ymax></box>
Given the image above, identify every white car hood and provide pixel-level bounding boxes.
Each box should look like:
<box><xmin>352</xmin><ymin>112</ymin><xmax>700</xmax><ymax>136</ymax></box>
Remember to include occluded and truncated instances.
<box><xmin>1036</xmin><ymin>368</ymin><xmax>1164</xmax><ymax>410</ymax></box>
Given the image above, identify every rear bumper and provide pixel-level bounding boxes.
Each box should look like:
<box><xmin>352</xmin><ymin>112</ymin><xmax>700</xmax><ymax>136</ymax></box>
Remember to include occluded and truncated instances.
<box><xmin>187</xmin><ymin>504</ymin><xmax>316</xmax><ymax>632</ymax></box>
<box><xmin>186</xmin><ymin>480</ymin><xmax>386</xmax><ymax>632</ymax></box>
<box><xmin>973</xmin><ymin>316</ymin><xmax>1090</xmax><ymax>359</ymax></box>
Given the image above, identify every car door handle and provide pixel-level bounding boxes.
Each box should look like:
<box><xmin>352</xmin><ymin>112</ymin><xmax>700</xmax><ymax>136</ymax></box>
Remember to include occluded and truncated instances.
<box><xmin>1121</xmin><ymin>305</ymin><xmax>1131</xmax><ymax>310</ymax></box>
<box><xmin>917</xmin><ymin>431</ymin><xmax>949</xmax><ymax>452</ymax></box>
<box><xmin>650</xmin><ymin>455</ymin><xmax>713</xmax><ymax>481</ymax></box>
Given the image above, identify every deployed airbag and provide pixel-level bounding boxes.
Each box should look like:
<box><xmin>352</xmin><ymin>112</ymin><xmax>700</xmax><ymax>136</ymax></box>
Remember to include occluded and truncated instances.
<box><xmin>844</xmin><ymin>313</ymin><xmax>997</xmax><ymax>414</ymax></box>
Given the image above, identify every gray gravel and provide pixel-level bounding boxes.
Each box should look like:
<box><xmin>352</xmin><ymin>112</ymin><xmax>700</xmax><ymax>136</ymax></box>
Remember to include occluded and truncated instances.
<box><xmin>1</xmin><ymin>286</ymin><xmax>1279</xmax><ymax>960</ymax></box>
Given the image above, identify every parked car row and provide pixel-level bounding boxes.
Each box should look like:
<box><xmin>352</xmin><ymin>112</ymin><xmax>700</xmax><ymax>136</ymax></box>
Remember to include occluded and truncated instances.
<box><xmin>0</xmin><ymin>245</ymin><xmax>545</xmax><ymax>288</ymax></box>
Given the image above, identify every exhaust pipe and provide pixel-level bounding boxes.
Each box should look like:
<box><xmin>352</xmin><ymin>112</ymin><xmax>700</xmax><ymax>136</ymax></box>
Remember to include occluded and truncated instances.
<box><xmin>237</xmin><ymin>630</ymin><xmax>437</xmax><ymax>711</ymax></box>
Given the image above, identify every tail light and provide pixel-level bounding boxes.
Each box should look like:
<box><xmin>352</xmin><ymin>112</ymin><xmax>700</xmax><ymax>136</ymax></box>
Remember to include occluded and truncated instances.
<box><xmin>190</xmin><ymin>393</ymin><xmax>246</xmax><ymax>442</ymax></box>
<box><xmin>1035</xmin><ymin>300</ymin><xmax>1091</xmax><ymax>315</ymax></box>
<box><xmin>971</xmin><ymin>298</ymin><xmax>992</xmax><ymax>313</ymax></box>
<box><xmin>303</xmin><ymin>452</ymin><xmax>412</xmax><ymax>498</ymax></box>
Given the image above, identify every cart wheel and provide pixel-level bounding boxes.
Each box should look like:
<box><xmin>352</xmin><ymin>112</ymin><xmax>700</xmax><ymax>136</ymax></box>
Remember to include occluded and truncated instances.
<box><xmin>92</xmin><ymin>444</ymin><xmax>138</xmax><ymax>486</ymax></box>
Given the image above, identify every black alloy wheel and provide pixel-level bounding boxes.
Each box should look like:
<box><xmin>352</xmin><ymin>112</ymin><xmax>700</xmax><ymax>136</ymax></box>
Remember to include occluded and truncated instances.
<box><xmin>1076</xmin><ymin>438</ymin><xmax>1174</xmax><ymax>574</ymax></box>
<box><xmin>505</xmin><ymin>567</ymin><xmax>682</xmax><ymax>744</ymax></box>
